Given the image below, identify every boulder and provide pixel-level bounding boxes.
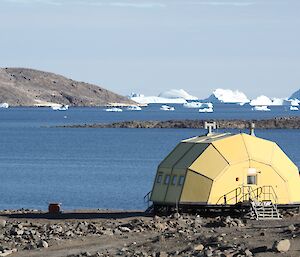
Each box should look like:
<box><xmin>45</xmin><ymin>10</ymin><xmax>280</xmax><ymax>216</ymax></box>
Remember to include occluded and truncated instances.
<box><xmin>193</xmin><ymin>244</ymin><xmax>204</xmax><ymax>251</ymax></box>
<box><xmin>0</xmin><ymin>220</ymin><xmax>6</xmax><ymax>228</ymax></box>
<box><xmin>288</xmin><ymin>224</ymin><xmax>296</xmax><ymax>232</ymax></box>
<box><xmin>39</xmin><ymin>240</ymin><xmax>48</xmax><ymax>248</ymax></box>
<box><xmin>118</xmin><ymin>226</ymin><xmax>131</xmax><ymax>233</ymax></box>
<box><xmin>273</xmin><ymin>239</ymin><xmax>290</xmax><ymax>253</ymax></box>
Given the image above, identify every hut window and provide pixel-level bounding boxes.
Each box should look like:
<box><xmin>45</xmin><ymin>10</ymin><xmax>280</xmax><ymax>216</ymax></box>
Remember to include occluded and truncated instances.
<box><xmin>178</xmin><ymin>176</ymin><xmax>185</xmax><ymax>186</ymax></box>
<box><xmin>171</xmin><ymin>175</ymin><xmax>177</xmax><ymax>185</ymax></box>
<box><xmin>164</xmin><ymin>175</ymin><xmax>170</xmax><ymax>185</ymax></box>
<box><xmin>156</xmin><ymin>175</ymin><xmax>162</xmax><ymax>184</ymax></box>
<box><xmin>247</xmin><ymin>175</ymin><xmax>257</xmax><ymax>185</ymax></box>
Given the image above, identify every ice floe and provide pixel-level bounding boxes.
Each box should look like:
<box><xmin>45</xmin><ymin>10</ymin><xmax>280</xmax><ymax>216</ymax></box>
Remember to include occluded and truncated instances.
<box><xmin>127</xmin><ymin>105</ymin><xmax>142</xmax><ymax>111</ymax></box>
<box><xmin>183</xmin><ymin>102</ymin><xmax>213</xmax><ymax>108</ymax></box>
<box><xmin>199</xmin><ymin>107</ymin><xmax>213</xmax><ymax>113</ymax></box>
<box><xmin>51</xmin><ymin>104</ymin><xmax>69</xmax><ymax>111</ymax></box>
<box><xmin>290</xmin><ymin>106</ymin><xmax>299</xmax><ymax>111</ymax></box>
<box><xmin>160</xmin><ymin>105</ymin><xmax>175</xmax><ymax>111</ymax></box>
<box><xmin>251</xmin><ymin>106</ymin><xmax>271</xmax><ymax>111</ymax></box>
<box><xmin>0</xmin><ymin>103</ymin><xmax>9</xmax><ymax>108</ymax></box>
<box><xmin>105</xmin><ymin>107</ymin><xmax>123</xmax><ymax>112</ymax></box>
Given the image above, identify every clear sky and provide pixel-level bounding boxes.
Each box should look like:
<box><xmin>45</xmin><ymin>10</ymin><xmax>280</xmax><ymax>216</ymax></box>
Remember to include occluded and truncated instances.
<box><xmin>0</xmin><ymin>0</ymin><xmax>299</xmax><ymax>99</ymax></box>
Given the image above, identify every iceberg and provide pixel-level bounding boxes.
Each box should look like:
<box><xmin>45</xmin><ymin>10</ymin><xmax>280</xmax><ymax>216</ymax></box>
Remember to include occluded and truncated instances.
<box><xmin>250</xmin><ymin>95</ymin><xmax>284</xmax><ymax>106</ymax></box>
<box><xmin>127</xmin><ymin>105</ymin><xmax>142</xmax><ymax>111</ymax></box>
<box><xmin>289</xmin><ymin>98</ymin><xmax>300</xmax><ymax>106</ymax></box>
<box><xmin>129</xmin><ymin>95</ymin><xmax>187</xmax><ymax>104</ymax></box>
<box><xmin>251</xmin><ymin>106</ymin><xmax>271</xmax><ymax>112</ymax></box>
<box><xmin>0</xmin><ymin>103</ymin><xmax>9</xmax><ymax>108</ymax></box>
<box><xmin>199</xmin><ymin>107</ymin><xmax>213</xmax><ymax>113</ymax></box>
<box><xmin>128</xmin><ymin>89</ymin><xmax>197</xmax><ymax>104</ymax></box>
<box><xmin>105</xmin><ymin>107</ymin><xmax>123</xmax><ymax>112</ymax></box>
<box><xmin>51</xmin><ymin>104</ymin><xmax>69</xmax><ymax>111</ymax></box>
<box><xmin>158</xmin><ymin>89</ymin><xmax>198</xmax><ymax>100</ymax></box>
<box><xmin>290</xmin><ymin>106</ymin><xmax>299</xmax><ymax>111</ymax></box>
<box><xmin>205</xmin><ymin>88</ymin><xmax>250</xmax><ymax>104</ymax></box>
<box><xmin>128</xmin><ymin>92</ymin><xmax>145</xmax><ymax>98</ymax></box>
<box><xmin>183</xmin><ymin>102</ymin><xmax>213</xmax><ymax>108</ymax></box>
<box><xmin>160</xmin><ymin>105</ymin><xmax>175</xmax><ymax>111</ymax></box>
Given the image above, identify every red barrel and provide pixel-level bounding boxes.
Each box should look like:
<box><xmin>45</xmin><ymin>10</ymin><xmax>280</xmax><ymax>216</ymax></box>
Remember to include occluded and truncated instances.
<box><xmin>48</xmin><ymin>203</ymin><xmax>61</xmax><ymax>214</ymax></box>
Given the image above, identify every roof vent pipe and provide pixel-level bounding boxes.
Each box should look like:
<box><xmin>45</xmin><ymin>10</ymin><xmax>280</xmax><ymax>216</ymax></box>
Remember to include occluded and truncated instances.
<box><xmin>250</xmin><ymin>122</ymin><xmax>255</xmax><ymax>136</ymax></box>
<box><xmin>205</xmin><ymin>121</ymin><xmax>217</xmax><ymax>135</ymax></box>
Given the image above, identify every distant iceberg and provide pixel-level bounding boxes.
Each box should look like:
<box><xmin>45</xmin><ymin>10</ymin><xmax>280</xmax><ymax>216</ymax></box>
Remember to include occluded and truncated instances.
<box><xmin>51</xmin><ymin>104</ymin><xmax>69</xmax><ymax>111</ymax></box>
<box><xmin>289</xmin><ymin>98</ymin><xmax>300</xmax><ymax>106</ymax></box>
<box><xmin>130</xmin><ymin>96</ymin><xmax>187</xmax><ymax>104</ymax></box>
<box><xmin>158</xmin><ymin>89</ymin><xmax>198</xmax><ymax>100</ymax></box>
<box><xmin>0</xmin><ymin>103</ymin><xmax>9</xmax><ymax>108</ymax></box>
<box><xmin>250</xmin><ymin>95</ymin><xmax>284</xmax><ymax>106</ymax></box>
<box><xmin>199</xmin><ymin>107</ymin><xmax>213</xmax><ymax>113</ymax></box>
<box><xmin>105</xmin><ymin>107</ymin><xmax>123</xmax><ymax>112</ymax></box>
<box><xmin>204</xmin><ymin>88</ymin><xmax>250</xmax><ymax>104</ymax></box>
<box><xmin>183</xmin><ymin>102</ymin><xmax>213</xmax><ymax>108</ymax></box>
<box><xmin>252</xmin><ymin>106</ymin><xmax>271</xmax><ymax>112</ymax></box>
<box><xmin>290</xmin><ymin>106</ymin><xmax>299</xmax><ymax>111</ymax></box>
<box><xmin>160</xmin><ymin>105</ymin><xmax>175</xmax><ymax>111</ymax></box>
<box><xmin>127</xmin><ymin>105</ymin><xmax>142</xmax><ymax>111</ymax></box>
<box><xmin>128</xmin><ymin>89</ymin><xmax>198</xmax><ymax>104</ymax></box>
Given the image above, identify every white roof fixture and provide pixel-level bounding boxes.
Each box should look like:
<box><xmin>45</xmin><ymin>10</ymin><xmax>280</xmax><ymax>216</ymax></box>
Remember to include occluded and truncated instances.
<box><xmin>248</xmin><ymin>168</ymin><xmax>257</xmax><ymax>175</ymax></box>
<box><xmin>204</xmin><ymin>121</ymin><xmax>217</xmax><ymax>135</ymax></box>
<box><xmin>250</xmin><ymin>122</ymin><xmax>256</xmax><ymax>136</ymax></box>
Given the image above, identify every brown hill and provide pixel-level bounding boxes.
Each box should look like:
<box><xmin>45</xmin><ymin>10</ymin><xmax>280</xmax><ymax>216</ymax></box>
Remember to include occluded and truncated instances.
<box><xmin>0</xmin><ymin>67</ymin><xmax>135</xmax><ymax>106</ymax></box>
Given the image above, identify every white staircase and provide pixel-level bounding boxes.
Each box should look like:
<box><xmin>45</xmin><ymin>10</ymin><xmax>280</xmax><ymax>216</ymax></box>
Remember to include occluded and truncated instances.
<box><xmin>250</xmin><ymin>200</ymin><xmax>281</xmax><ymax>220</ymax></box>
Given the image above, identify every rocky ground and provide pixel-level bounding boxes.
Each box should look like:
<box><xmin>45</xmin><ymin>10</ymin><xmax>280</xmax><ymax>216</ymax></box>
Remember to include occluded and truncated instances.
<box><xmin>59</xmin><ymin>117</ymin><xmax>300</xmax><ymax>130</ymax></box>
<box><xmin>0</xmin><ymin>209</ymin><xmax>299</xmax><ymax>257</ymax></box>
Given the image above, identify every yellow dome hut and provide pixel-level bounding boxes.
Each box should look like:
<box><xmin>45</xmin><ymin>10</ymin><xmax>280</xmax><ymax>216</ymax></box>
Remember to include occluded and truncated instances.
<box><xmin>150</xmin><ymin>123</ymin><xmax>300</xmax><ymax>213</ymax></box>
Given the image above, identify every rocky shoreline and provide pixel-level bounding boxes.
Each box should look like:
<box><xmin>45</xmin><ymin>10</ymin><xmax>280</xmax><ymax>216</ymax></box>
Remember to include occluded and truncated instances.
<box><xmin>0</xmin><ymin>209</ymin><xmax>299</xmax><ymax>257</ymax></box>
<box><xmin>58</xmin><ymin>116</ymin><xmax>300</xmax><ymax>129</ymax></box>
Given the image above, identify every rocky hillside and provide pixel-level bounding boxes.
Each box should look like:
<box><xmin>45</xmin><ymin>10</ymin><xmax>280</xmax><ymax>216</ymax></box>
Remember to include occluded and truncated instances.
<box><xmin>0</xmin><ymin>68</ymin><xmax>135</xmax><ymax>106</ymax></box>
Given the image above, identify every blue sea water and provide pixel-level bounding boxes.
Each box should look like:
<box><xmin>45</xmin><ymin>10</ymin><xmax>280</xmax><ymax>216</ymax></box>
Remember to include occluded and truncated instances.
<box><xmin>0</xmin><ymin>105</ymin><xmax>299</xmax><ymax>210</ymax></box>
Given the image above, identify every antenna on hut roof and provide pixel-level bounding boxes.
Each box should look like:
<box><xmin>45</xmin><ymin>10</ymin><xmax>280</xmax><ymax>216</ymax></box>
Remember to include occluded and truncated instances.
<box><xmin>205</xmin><ymin>121</ymin><xmax>217</xmax><ymax>136</ymax></box>
<box><xmin>250</xmin><ymin>122</ymin><xmax>255</xmax><ymax>136</ymax></box>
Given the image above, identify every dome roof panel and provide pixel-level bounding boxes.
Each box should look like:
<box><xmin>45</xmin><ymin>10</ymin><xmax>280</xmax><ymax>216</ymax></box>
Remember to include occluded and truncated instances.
<box><xmin>189</xmin><ymin>144</ymin><xmax>229</xmax><ymax>179</ymax></box>
<box><xmin>242</xmin><ymin>134</ymin><xmax>275</xmax><ymax>164</ymax></box>
<box><xmin>212</xmin><ymin>134</ymin><xmax>249</xmax><ymax>164</ymax></box>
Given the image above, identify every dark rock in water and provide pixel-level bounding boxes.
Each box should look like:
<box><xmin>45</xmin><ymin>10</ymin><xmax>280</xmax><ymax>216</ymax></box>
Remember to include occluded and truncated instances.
<box><xmin>59</xmin><ymin>117</ymin><xmax>300</xmax><ymax>129</ymax></box>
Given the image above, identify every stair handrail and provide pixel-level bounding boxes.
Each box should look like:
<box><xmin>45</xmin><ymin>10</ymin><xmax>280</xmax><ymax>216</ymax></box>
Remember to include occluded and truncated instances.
<box><xmin>261</xmin><ymin>185</ymin><xmax>278</xmax><ymax>205</ymax></box>
<box><xmin>144</xmin><ymin>191</ymin><xmax>152</xmax><ymax>207</ymax></box>
<box><xmin>239</xmin><ymin>186</ymin><xmax>263</xmax><ymax>203</ymax></box>
<box><xmin>216</xmin><ymin>186</ymin><xmax>243</xmax><ymax>205</ymax></box>
<box><xmin>217</xmin><ymin>185</ymin><xmax>278</xmax><ymax>205</ymax></box>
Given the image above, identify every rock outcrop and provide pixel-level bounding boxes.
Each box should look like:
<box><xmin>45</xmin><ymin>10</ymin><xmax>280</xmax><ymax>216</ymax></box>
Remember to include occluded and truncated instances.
<box><xmin>60</xmin><ymin>117</ymin><xmax>300</xmax><ymax>129</ymax></box>
<box><xmin>0</xmin><ymin>68</ymin><xmax>135</xmax><ymax>106</ymax></box>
